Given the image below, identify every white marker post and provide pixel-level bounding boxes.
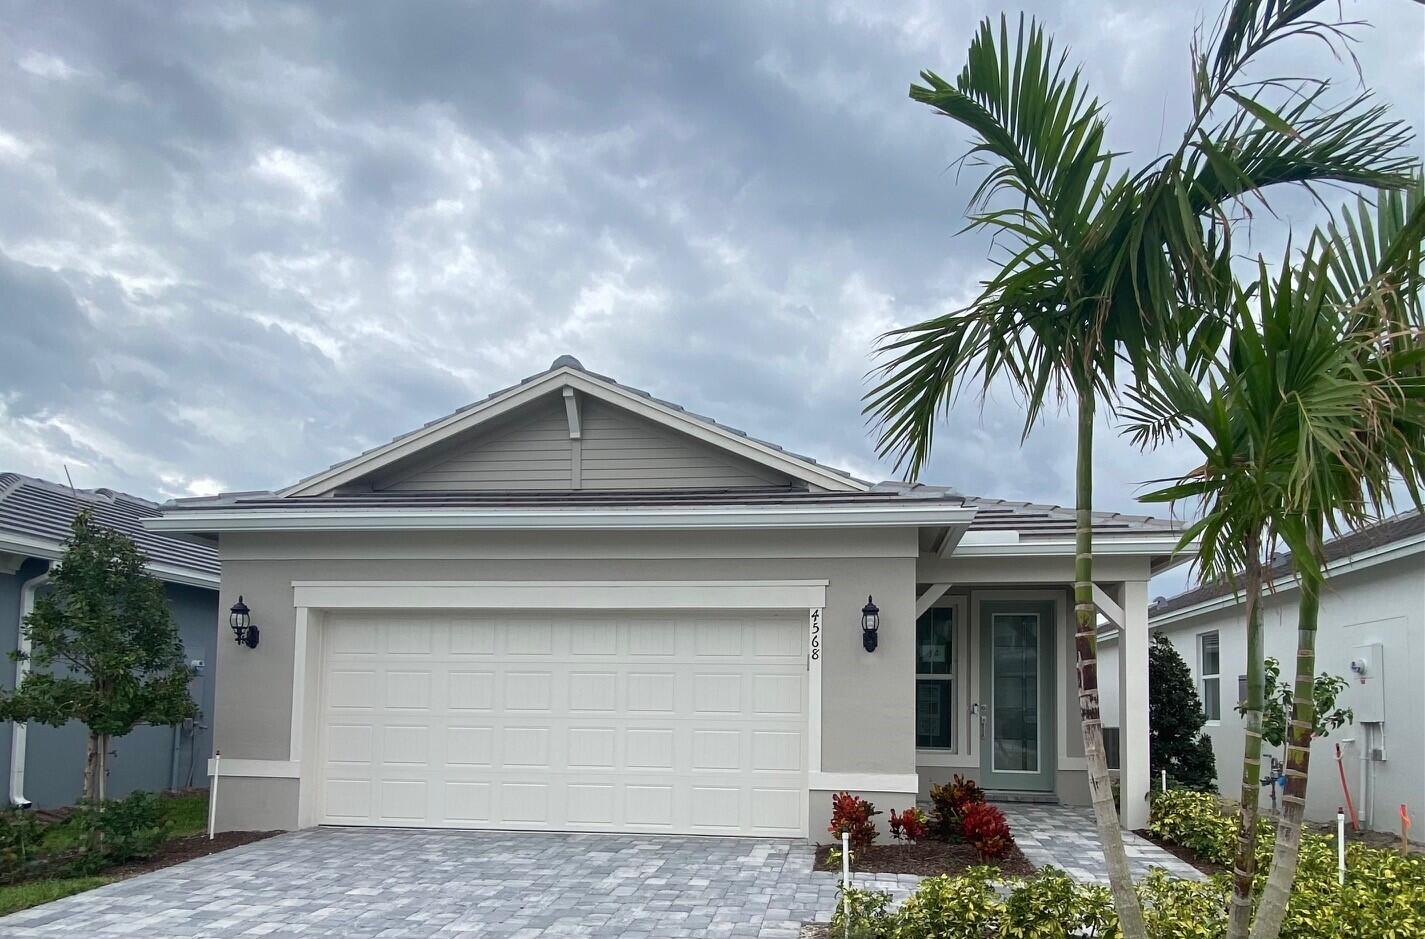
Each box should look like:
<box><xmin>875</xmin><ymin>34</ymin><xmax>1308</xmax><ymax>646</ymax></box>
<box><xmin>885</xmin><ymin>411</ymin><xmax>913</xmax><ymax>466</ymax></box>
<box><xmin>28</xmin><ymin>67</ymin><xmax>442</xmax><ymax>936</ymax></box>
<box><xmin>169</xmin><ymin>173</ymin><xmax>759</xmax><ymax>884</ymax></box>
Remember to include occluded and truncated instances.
<box><xmin>208</xmin><ymin>751</ymin><xmax>221</xmax><ymax>841</ymax></box>
<box><xmin>842</xmin><ymin>831</ymin><xmax>851</xmax><ymax>938</ymax></box>
<box><xmin>1337</xmin><ymin>809</ymin><xmax>1347</xmax><ymax>885</ymax></box>
<box><xmin>1161</xmin><ymin>769</ymin><xmax>1168</xmax><ymax>793</ymax></box>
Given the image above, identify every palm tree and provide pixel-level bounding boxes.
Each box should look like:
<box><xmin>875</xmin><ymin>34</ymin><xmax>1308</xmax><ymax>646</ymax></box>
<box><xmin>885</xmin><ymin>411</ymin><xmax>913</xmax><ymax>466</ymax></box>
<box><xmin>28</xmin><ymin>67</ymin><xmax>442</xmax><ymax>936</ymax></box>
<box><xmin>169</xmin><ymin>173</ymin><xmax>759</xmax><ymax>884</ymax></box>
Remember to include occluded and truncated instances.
<box><xmin>1126</xmin><ymin>230</ymin><xmax>1419</xmax><ymax>936</ymax></box>
<box><xmin>866</xmin><ymin>3</ymin><xmax>1414</xmax><ymax>930</ymax></box>
<box><xmin>1127</xmin><ymin>179</ymin><xmax>1425</xmax><ymax>939</ymax></box>
<box><xmin>1247</xmin><ymin>180</ymin><xmax>1425</xmax><ymax>939</ymax></box>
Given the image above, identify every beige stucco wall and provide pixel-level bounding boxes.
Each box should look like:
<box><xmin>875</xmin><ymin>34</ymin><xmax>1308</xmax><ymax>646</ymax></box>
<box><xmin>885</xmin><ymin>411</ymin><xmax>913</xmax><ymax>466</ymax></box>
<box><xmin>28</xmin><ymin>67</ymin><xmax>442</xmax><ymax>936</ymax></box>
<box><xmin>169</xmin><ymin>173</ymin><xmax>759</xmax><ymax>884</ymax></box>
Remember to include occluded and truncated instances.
<box><xmin>211</xmin><ymin>527</ymin><xmax>919</xmax><ymax>833</ymax></box>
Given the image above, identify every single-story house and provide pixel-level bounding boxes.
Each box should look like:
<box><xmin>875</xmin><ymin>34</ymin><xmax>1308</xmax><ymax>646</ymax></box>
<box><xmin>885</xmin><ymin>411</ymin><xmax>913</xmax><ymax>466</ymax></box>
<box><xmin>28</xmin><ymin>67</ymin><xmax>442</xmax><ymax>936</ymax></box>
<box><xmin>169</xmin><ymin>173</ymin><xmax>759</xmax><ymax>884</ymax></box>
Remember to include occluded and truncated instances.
<box><xmin>150</xmin><ymin>356</ymin><xmax>1181</xmax><ymax>838</ymax></box>
<box><xmin>1099</xmin><ymin>512</ymin><xmax>1425</xmax><ymax>832</ymax></box>
<box><xmin>0</xmin><ymin>473</ymin><xmax>220</xmax><ymax>807</ymax></box>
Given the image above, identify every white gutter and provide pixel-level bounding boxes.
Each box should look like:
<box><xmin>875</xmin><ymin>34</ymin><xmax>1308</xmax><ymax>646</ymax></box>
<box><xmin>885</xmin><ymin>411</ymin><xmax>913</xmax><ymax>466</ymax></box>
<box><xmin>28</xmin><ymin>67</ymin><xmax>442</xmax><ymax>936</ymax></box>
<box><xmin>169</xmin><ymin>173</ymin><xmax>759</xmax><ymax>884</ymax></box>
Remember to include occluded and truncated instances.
<box><xmin>950</xmin><ymin>537</ymin><xmax>1188</xmax><ymax>558</ymax></box>
<box><xmin>0</xmin><ymin>533</ymin><xmax>218</xmax><ymax>589</ymax></box>
<box><xmin>144</xmin><ymin>503</ymin><xmax>980</xmax><ymax>534</ymax></box>
<box><xmin>9</xmin><ymin>570</ymin><xmax>48</xmax><ymax>807</ymax></box>
<box><xmin>1149</xmin><ymin>529</ymin><xmax>1425</xmax><ymax>628</ymax></box>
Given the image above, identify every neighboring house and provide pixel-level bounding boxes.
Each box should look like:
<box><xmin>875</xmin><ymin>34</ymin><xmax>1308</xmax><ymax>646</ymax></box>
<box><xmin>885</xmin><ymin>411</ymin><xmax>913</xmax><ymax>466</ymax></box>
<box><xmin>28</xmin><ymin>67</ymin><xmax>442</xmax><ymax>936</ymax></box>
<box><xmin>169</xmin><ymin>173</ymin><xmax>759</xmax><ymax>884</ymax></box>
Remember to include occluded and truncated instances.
<box><xmin>1100</xmin><ymin>513</ymin><xmax>1425</xmax><ymax>832</ymax></box>
<box><xmin>0</xmin><ymin>473</ymin><xmax>220</xmax><ymax>807</ymax></box>
<box><xmin>150</xmin><ymin>356</ymin><xmax>1181</xmax><ymax>838</ymax></box>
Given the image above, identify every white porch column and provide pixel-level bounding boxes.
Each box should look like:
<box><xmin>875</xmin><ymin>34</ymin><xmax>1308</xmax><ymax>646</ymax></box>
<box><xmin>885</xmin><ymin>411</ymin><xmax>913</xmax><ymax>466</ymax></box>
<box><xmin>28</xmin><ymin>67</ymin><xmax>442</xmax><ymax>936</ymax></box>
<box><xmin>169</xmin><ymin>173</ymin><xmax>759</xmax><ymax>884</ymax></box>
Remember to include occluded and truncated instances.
<box><xmin>1117</xmin><ymin>579</ymin><xmax>1151</xmax><ymax>829</ymax></box>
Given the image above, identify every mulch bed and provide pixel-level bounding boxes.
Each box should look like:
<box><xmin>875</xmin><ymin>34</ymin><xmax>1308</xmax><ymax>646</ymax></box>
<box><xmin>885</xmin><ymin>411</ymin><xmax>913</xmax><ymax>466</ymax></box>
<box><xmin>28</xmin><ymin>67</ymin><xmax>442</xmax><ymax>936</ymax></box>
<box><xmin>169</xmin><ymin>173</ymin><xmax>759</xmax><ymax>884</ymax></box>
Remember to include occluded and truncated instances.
<box><xmin>815</xmin><ymin>839</ymin><xmax>1035</xmax><ymax>877</ymax></box>
<box><xmin>1132</xmin><ymin>829</ymin><xmax>1226</xmax><ymax>876</ymax></box>
<box><xmin>104</xmin><ymin>830</ymin><xmax>282</xmax><ymax>879</ymax></box>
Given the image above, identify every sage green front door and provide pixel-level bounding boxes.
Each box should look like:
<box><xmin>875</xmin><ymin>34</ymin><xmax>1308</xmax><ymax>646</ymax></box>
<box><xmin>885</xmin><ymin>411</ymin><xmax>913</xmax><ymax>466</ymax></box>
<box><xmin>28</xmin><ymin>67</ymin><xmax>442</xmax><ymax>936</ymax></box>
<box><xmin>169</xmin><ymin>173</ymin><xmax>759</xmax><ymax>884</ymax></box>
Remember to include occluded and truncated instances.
<box><xmin>977</xmin><ymin>599</ymin><xmax>1056</xmax><ymax>792</ymax></box>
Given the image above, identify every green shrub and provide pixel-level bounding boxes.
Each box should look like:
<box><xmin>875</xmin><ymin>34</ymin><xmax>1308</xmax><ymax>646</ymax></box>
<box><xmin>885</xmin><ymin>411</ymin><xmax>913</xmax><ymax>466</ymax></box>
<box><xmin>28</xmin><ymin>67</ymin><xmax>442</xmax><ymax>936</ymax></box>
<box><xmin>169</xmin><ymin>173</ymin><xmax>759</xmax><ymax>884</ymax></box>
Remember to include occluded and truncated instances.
<box><xmin>68</xmin><ymin>791</ymin><xmax>169</xmax><ymax>874</ymax></box>
<box><xmin>1137</xmin><ymin>869</ymin><xmax>1229</xmax><ymax>939</ymax></box>
<box><xmin>998</xmin><ymin>867</ymin><xmax>1082</xmax><ymax>938</ymax></box>
<box><xmin>829</xmin><ymin>884</ymin><xmax>893</xmax><ymax>938</ymax></box>
<box><xmin>893</xmin><ymin>867</ymin><xmax>1001</xmax><ymax>939</ymax></box>
<box><xmin>0</xmin><ymin>808</ymin><xmax>43</xmax><ymax>881</ymax></box>
<box><xmin>1148</xmin><ymin>633</ymin><xmax>1218</xmax><ymax>791</ymax></box>
<box><xmin>1147</xmin><ymin>789</ymin><xmax>1238</xmax><ymax>867</ymax></box>
<box><xmin>1146</xmin><ymin>788</ymin><xmax>1425</xmax><ymax>939</ymax></box>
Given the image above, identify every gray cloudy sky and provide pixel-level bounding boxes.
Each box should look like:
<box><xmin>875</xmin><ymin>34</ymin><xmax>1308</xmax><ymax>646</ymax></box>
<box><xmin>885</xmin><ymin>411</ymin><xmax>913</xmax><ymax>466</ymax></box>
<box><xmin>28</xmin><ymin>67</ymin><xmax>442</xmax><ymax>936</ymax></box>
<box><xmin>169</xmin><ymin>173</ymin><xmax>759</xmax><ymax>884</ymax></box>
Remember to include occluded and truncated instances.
<box><xmin>1</xmin><ymin>1</ymin><xmax>1421</xmax><ymax>593</ymax></box>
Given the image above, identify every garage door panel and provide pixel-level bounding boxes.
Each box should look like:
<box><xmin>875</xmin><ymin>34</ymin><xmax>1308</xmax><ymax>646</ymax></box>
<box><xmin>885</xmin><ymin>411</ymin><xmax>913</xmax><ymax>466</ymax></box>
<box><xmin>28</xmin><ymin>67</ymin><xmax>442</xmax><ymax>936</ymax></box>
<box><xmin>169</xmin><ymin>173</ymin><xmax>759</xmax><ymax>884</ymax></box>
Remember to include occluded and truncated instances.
<box><xmin>320</xmin><ymin>610</ymin><xmax>806</xmax><ymax>835</ymax></box>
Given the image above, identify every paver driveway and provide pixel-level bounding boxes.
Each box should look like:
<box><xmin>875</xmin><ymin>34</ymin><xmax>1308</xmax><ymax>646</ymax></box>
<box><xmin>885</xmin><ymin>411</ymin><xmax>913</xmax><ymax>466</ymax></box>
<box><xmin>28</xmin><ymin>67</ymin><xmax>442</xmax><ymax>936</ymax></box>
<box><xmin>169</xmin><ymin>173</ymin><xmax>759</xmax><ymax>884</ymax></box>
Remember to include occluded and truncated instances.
<box><xmin>0</xmin><ymin>828</ymin><xmax>918</xmax><ymax>938</ymax></box>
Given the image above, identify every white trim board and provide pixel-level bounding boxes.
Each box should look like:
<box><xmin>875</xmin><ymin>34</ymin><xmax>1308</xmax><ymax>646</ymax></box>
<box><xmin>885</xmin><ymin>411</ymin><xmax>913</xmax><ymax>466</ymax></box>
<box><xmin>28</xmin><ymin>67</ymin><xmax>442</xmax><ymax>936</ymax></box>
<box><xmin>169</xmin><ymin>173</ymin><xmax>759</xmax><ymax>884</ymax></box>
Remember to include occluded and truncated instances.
<box><xmin>280</xmin><ymin>366</ymin><xmax>869</xmax><ymax>497</ymax></box>
<box><xmin>147</xmin><ymin>503</ymin><xmax>977</xmax><ymax>535</ymax></box>
<box><xmin>208</xmin><ymin>759</ymin><xmax>300</xmax><ymax>779</ymax></box>
<box><xmin>808</xmin><ymin>772</ymin><xmax>920</xmax><ymax>794</ymax></box>
<box><xmin>291</xmin><ymin>580</ymin><xmax>829</xmax><ymax>611</ymax></box>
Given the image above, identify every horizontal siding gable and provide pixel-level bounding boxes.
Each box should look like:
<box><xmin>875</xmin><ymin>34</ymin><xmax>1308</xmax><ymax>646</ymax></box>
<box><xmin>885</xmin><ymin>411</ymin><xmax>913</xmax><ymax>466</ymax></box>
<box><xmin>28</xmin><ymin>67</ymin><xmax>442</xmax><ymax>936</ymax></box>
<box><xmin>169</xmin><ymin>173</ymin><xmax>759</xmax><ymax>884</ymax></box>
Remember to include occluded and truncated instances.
<box><xmin>579</xmin><ymin>399</ymin><xmax>790</xmax><ymax>489</ymax></box>
<box><xmin>380</xmin><ymin>396</ymin><xmax>573</xmax><ymax>491</ymax></box>
<box><xmin>372</xmin><ymin>393</ymin><xmax>796</xmax><ymax>492</ymax></box>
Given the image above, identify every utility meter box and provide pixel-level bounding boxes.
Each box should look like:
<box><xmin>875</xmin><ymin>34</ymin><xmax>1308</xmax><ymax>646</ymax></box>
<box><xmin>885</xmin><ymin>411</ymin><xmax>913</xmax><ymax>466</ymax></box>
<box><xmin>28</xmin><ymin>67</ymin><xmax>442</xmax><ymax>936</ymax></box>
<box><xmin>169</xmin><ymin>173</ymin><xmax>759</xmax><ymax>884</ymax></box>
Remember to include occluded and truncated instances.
<box><xmin>1348</xmin><ymin>642</ymin><xmax>1385</xmax><ymax>723</ymax></box>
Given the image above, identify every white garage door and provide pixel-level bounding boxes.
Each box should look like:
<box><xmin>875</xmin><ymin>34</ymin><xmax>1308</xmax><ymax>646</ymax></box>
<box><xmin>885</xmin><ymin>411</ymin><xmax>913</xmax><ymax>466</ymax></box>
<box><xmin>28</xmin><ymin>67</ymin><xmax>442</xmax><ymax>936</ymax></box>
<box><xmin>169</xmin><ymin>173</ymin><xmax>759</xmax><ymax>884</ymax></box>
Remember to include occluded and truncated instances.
<box><xmin>318</xmin><ymin>609</ymin><xmax>807</xmax><ymax>836</ymax></box>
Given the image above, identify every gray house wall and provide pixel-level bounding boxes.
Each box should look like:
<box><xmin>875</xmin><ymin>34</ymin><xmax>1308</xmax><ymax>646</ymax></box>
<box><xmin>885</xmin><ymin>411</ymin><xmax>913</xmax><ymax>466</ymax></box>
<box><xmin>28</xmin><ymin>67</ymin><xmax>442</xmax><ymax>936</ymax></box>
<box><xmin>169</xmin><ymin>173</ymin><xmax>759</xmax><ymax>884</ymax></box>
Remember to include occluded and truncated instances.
<box><xmin>0</xmin><ymin>561</ymin><xmax>218</xmax><ymax>807</ymax></box>
<box><xmin>209</xmin><ymin>527</ymin><xmax>919</xmax><ymax>835</ymax></box>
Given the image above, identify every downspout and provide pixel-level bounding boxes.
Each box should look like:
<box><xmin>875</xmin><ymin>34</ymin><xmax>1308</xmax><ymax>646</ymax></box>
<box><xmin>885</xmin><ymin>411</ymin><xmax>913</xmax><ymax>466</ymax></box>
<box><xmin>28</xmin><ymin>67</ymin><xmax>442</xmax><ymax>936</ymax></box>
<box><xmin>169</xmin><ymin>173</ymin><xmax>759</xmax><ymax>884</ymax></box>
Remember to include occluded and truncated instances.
<box><xmin>9</xmin><ymin>570</ymin><xmax>48</xmax><ymax>807</ymax></box>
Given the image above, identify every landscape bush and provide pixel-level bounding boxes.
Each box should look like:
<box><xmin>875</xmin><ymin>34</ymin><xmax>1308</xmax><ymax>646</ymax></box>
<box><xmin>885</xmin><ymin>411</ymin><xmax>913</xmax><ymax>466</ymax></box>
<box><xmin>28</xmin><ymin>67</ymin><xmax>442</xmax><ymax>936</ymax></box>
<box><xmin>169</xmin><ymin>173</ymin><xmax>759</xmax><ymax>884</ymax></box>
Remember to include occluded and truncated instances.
<box><xmin>1147</xmin><ymin>788</ymin><xmax>1425</xmax><ymax>939</ymax></box>
<box><xmin>828</xmin><ymin>792</ymin><xmax>881</xmax><ymax>850</ymax></box>
<box><xmin>960</xmin><ymin>802</ymin><xmax>1013</xmax><ymax>859</ymax></box>
<box><xmin>68</xmin><ymin>791</ymin><xmax>169</xmax><ymax>874</ymax></box>
<box><xmin>889</xmin><ymin>807</ymin><xmax>930</xmax><ymax>843</ymax></box>
<box><xmin>0</xmin><ymin>807</ymin><xmax>43</xmax><ymax>880</ymax></box>
<box><xmin>927</xmin><ymin>774</ymin><xmax>985</xmax><ymax>840</ymax></box>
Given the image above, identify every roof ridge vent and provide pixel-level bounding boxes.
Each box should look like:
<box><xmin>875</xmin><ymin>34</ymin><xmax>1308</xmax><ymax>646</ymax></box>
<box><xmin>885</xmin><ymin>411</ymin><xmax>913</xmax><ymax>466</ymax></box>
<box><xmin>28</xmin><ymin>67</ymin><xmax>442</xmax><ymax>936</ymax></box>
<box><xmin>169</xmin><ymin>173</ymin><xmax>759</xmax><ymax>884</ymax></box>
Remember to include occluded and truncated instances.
<box><xmin>550</xmin><ymin>354</ymin><xmax>584</xmax><ymax>371</ymax></box>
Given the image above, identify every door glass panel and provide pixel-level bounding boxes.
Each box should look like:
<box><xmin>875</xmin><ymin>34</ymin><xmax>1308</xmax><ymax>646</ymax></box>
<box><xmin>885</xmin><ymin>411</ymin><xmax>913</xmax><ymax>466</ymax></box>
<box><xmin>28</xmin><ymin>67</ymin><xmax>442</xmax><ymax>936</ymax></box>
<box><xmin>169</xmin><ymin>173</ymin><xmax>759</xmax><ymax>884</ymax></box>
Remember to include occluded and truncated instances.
<box><xmin>991</xmin><ymin>613</ymin><xmax>1039</xmax><ymax>773</ymax></box>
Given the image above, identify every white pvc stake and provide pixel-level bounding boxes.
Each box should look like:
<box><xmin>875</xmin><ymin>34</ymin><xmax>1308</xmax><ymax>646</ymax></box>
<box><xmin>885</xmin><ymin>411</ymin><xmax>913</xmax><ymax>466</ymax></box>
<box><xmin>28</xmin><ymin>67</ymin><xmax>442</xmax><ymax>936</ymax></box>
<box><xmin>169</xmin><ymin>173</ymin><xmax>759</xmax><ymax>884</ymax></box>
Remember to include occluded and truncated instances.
<box><xmin>841</xmin><ymin>831</ymin><xmax>851</xmax><ymax>938</ymax></box>
<box><xmin>1161</xmin><ymin>769</ymin><xmax>1168</xmax><ymax>793</ymax></box>
<box><xmin>208</xmin><ymin>751</ymin><xmax>221</xmax><ymax>841</ymax></box>
<box><xmin>1337</xmin><ymin>810</ymin><xmax>1347</xmax><ymax>886</ymax></box>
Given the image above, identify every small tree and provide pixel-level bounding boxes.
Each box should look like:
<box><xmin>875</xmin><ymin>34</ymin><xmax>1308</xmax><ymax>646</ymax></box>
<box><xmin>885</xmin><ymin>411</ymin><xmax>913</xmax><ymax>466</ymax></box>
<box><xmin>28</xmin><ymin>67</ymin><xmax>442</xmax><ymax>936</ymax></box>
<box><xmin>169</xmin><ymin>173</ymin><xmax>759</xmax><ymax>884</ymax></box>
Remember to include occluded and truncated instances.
<box><xmin>0</xmin><ymin>511</ymin><xmax>196</xmax><ymax>804</ymax></box>
<box><xmin>1148</xmin><ymin>633</ymin><xmax>1218</xmax><ymax>791</ymax></box>
<box><xmin>1242</xmin><ymin>657</ymin><xmax>1353</xmax><ymax>748</ymax></box>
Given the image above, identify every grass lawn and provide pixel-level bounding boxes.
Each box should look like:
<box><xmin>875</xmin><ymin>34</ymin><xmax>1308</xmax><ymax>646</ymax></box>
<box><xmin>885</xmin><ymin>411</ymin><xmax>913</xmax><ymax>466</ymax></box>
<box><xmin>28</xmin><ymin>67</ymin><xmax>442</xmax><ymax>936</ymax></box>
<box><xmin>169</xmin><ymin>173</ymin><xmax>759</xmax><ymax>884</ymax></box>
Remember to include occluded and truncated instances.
<box><xmin>0</xmin><ymin>877</ymin><xmax>113</xmax><ymax>917</ymax></box>
<box><xmin>4</xmin><ymin>792</ymin><xmax>210</xmax><ymax>917</ymax></box>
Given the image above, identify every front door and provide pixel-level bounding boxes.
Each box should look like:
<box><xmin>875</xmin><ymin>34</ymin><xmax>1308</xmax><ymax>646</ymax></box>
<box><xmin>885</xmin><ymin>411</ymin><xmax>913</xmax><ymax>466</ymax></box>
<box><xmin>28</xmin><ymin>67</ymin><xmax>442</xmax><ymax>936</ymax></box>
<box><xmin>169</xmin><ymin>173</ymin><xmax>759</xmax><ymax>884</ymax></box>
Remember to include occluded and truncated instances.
<box><xmin>977</xmin><ymin>599</ymin><xmax>1056</xmax><ymax>791</ymax></box>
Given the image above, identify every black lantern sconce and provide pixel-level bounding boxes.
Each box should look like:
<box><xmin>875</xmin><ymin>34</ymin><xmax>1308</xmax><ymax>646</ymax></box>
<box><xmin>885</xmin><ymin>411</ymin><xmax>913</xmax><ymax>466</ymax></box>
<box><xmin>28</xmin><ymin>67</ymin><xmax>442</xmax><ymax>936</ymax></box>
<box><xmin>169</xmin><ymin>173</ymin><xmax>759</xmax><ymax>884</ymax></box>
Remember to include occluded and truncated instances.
<box><xmin>229</xmin><ymin>596</ymin><xmax>260</xmax><ymax>649</ymax></box>
<box><xmin>861</xmin><ymin>595</ymin><xmax>880</xmax><ymax>652</ymax></box>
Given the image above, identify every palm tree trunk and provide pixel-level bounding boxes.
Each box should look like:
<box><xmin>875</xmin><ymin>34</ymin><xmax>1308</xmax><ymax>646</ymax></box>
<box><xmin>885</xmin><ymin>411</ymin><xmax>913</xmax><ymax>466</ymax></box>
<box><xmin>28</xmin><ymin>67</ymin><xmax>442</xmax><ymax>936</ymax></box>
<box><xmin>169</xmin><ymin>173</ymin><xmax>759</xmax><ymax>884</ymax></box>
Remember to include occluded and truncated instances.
<box><xmin>1248</xmin><ymin>521</ymin><xmax>1324</xmax><ymax>939</ymax></box>
<box><xmin>1073</xmin><ymin>390</ymin><xmax>1149</xmax><ymax>938</ymax></box>
<box><xmin>1227</xmin><ymin>541</ymin><xmax>1266</xmax><ymax>939</ymax></box>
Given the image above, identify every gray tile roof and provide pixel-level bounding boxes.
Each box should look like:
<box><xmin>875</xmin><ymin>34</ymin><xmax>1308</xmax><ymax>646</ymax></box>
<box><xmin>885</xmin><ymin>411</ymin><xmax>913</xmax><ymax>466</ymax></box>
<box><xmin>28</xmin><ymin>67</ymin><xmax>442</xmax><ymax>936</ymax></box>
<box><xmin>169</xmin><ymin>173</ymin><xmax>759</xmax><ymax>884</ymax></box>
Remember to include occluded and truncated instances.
<box><xmin>0</xmin><ymin>473</ymin><xmax>219</xmax><ymax>581</ymax></box>
<box><xmin>165</xmin><ymin>480</ymin><xmax>1181</xmax><ymax>538</ymax></box>
<box><xmin>1149</xmin><ymin>511</ymin><xmax>1425</xmax><ymax>618</ymax></box>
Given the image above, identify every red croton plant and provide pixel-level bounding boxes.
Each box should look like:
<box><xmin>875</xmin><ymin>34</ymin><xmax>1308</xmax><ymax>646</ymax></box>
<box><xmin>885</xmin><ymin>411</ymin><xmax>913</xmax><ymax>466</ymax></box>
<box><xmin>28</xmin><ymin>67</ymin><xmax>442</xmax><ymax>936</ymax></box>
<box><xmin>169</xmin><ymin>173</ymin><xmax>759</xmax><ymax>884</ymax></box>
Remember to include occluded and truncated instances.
<box><xmin>960</xmin><ymin>802</ymin><xmax>1013</xmax><ymax>858</ymax></box>
<box><xmin>827</xmin><ymin>791</ymin><xmax>880</xmax><ymax>849</ymax></box>
<box><xmin>888</xmin><ymin>806</ymin><xmax>929</xmax><ymax>842</ymax></box>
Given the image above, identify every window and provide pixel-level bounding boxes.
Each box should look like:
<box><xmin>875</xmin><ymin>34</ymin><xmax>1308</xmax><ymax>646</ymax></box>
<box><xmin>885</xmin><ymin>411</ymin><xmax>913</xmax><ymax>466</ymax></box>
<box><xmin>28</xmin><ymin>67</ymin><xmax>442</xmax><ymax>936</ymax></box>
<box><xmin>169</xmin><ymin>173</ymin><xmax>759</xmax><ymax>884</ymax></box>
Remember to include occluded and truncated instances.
<box><xmin>1199</xmin><ymin>631</ymin><xmax>1221</xmax><ymax>722</ymax></box>
<box><xmin>916</xmin><ymin>607</ymin><xmax>956</xmax><ymax>749</ymax></box>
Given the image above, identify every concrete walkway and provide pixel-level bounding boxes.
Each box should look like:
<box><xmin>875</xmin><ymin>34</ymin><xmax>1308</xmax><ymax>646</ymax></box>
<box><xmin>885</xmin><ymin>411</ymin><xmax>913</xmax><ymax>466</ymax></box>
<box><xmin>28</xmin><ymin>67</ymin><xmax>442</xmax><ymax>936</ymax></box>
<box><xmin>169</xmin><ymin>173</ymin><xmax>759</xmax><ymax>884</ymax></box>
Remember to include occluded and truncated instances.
<box><xmin>0</xmin><ymin>828</ymin><xmax>918</xmax><ymax>939</ymax></box>
<box><xmin>998</xmin><ymin>803</ymin><xmax>1206</xmax><ymax>883</ymax></box>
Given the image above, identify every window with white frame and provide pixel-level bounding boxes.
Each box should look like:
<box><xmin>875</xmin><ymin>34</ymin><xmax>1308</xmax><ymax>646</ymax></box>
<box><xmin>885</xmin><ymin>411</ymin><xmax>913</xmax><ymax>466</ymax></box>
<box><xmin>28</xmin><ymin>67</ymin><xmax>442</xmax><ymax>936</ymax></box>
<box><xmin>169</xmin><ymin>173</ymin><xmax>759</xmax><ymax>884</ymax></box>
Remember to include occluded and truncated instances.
<box><xmin>1199</xmin><ymin>631</ymin><xmax>1221</xmax><ymax>722</ymax></box>
<box><xmin>916</xmin><ymin>606</ymin><xmax>956</xmax><ymax>750</ymax></box>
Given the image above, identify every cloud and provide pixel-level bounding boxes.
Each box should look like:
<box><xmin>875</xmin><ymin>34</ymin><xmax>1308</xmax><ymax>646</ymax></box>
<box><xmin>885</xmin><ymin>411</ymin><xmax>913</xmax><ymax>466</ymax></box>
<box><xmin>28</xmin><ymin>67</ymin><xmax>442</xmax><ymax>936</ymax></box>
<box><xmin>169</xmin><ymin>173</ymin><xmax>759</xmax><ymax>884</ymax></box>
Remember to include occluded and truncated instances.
<box><xmin>0</xmin><ymin>0</ymin><xmax>1419</xmax><ymax>595</ymax></box>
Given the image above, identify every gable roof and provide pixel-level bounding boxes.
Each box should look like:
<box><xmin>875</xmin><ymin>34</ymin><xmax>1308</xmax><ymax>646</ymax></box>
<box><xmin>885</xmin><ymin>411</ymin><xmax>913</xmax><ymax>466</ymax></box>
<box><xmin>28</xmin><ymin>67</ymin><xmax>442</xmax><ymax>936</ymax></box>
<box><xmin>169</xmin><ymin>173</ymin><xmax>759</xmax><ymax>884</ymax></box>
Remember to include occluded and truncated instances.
<box><xmin>0</xmin><ymin>473</ymin><xmax>219</xmax><ymax>587</ymax></box>
<box><xmin>279</xmin><ymin>356</ymin><xmax>868</xmax><ymax>497</ymax></box>
<box><xmin>1149</xmin><ymin>510</ymin><xmax>1425</xmax><ymax>621</ymax></box>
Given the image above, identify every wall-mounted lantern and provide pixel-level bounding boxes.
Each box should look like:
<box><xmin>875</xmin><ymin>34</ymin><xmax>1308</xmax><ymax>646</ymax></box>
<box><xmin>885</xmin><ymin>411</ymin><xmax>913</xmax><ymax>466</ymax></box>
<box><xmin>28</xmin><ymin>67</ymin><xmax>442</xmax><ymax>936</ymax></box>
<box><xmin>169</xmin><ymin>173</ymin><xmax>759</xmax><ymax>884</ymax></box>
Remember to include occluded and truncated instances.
<box><xmin>229</xmin><ymin>596</ymin><xmax>260</xmax><ymax>649</ymax></box>
<box><xmin>861</xmin><ymin>595</ymin><xmax>880</xmax><ymax>652</ymax></box>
